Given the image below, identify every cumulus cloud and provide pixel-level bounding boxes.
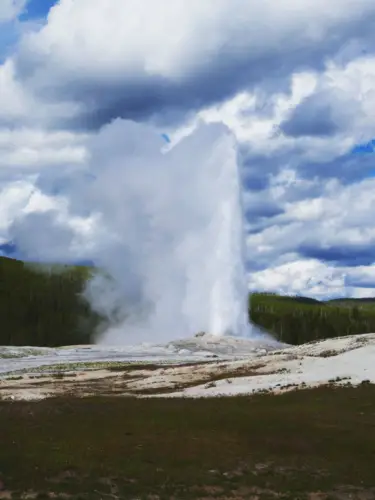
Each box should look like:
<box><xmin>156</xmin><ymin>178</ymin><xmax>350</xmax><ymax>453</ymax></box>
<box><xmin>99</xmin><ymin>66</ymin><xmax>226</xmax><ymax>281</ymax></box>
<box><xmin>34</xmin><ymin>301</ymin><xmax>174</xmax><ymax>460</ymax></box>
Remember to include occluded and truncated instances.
<box><xmin>0</xmin><ymin>126</ymin><xmax>88</xmax><ymax>173</ymax></box>
<box><xmin>279</xmin><ymin>91</ymin><xmax>345</xmax><ymax>138</ymax></box>
<box><xmin>248</xmin><ymin>258</ymin><xmax>348</xmax><ymax>298</ymax></box>
<box><xmin>0</xmin><ymin>179</ymin><xmax>34</xmax><ymax>241</ymax></box>
<box><xmin>189</xmin><ymin>56</ymin><xmax>375</xmax><ymax>195</ymax></box>
<box><xmin>248</xmin><ymin>257</ymin><xmax>375</xmax><ymax>299</ymax></box>
<box><xmin>244</xmin><ymin>173</ymin><xmax>375</xmax><ymax>297</ymax></box>
<box><xmin>0</xmin><ymin>59</ymin><xmax>32</xmax><ymax>124</ymax></box>
<box><xmin>0</xmin><ymin>57</ymin><xmax>84</xmax><ymax>129</ymax></box>
<box><xmin>9</xmin><ymin>0</ymin><xmax>375</xmax><ymax>129</ymax></box>
<box><xmin>280</xmin><ymin>56</ymin><xmax>375</xmax><ymax>141</ymax></box>
<box><xmin>345</xmin><ymin>267</ymin><xmax>375</xmax><ymax>289</ymax></box>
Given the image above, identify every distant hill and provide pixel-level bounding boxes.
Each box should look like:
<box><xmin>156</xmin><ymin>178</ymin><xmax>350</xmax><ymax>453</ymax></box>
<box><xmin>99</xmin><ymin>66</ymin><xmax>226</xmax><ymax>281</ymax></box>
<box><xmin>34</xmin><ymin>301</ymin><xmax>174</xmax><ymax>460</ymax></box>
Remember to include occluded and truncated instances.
<box><xmin>252</xmin><ymin>292</ymin><xmax>375</xmax><ymax>308</ymax></box>
<box><xmin>327</xmin><ymin>297</ymin><xmax>375</xmax><ymax>306</ymax></box>
<box><xmin>251</xmin><ymin>292</ymin><xmax>324</xmax><ymax>306</ymax></box>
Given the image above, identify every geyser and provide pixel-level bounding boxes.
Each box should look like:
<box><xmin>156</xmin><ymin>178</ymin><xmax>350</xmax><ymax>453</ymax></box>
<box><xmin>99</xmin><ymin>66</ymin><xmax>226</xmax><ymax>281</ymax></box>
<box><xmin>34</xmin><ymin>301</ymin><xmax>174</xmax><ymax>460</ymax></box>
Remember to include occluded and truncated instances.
<box><xmin>77</xmin><ymin>120</ymin><xmax>252</xmax><ymax>343</ymax></box>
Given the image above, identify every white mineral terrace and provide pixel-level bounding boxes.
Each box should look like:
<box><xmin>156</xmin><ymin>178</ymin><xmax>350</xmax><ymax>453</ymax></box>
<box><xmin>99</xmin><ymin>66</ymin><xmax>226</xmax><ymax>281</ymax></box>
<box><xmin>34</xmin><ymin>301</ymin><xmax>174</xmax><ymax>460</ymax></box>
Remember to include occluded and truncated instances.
<box><xmin>1</xmin><ymin>333</ymin><xmax>374</xmax><ymax>401</ymax></box>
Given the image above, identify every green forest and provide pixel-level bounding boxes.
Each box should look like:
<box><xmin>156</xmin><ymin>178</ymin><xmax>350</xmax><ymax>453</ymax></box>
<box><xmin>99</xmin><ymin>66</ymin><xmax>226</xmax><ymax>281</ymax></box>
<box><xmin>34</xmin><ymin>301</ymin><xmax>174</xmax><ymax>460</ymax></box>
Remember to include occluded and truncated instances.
<box><xmin>0</xmin><ymin>257</ymin><xmax>101</xmax><ymax>347</ymax></box>
<box><xmin>250</xmin><ymin>293</ymin><xmax>375</xmax><ymax>344</ymax></box>
<box><xmin>1</xmin><ymin>256</ymin><xmax>375</xmax><ymax>347</ymax></box>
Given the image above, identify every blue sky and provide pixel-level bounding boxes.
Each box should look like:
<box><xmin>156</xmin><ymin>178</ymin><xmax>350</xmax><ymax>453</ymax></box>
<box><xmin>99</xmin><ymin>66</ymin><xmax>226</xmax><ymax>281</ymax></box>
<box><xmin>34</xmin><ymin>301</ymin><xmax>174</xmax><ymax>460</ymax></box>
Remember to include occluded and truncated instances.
<box><xmin>351</xmin><ymin>140</ymin><xmax>375</xmax><ymax>155</ymax></box>
<box><xmin>0</xmin><ymin>22</ymin><xmax>19</xmax><ymax>60</ymax></box>
<box><xmin>19</xmin><ymin>0</ymin><xmax>58</xmax><ymax>21</ymax></box>
<box><xmin>1</xmin><ymin>0</ymin><xmax>375</xmax><ymax>300</ymax></box>
<box><xmin>350</xmin><ymin>140</ymin><xmax>375</xmax><ymax>178</ymax></box>
<box><xmin>0</xmin><ymin>0</ymin><xmax>58</xmax><ymax>61</ymax></box>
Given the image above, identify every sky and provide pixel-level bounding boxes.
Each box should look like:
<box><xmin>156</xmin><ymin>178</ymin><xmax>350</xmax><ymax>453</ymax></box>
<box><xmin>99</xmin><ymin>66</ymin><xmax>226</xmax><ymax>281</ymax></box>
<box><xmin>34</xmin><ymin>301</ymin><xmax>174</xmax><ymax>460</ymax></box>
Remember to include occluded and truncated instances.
<box><xmin>1</xmin><ymin>0</ymin><xmax>375</xmax><ymax>300</ymax></box>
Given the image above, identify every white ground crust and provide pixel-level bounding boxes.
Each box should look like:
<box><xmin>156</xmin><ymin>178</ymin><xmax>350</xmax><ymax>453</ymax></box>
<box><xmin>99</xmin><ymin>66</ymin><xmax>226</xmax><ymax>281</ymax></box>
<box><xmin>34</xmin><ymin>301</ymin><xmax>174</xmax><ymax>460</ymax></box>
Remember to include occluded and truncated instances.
<box><xmin>0</xmin><ymin>333</ymin><xmax>374</xmax><ymax>401</ymax></box>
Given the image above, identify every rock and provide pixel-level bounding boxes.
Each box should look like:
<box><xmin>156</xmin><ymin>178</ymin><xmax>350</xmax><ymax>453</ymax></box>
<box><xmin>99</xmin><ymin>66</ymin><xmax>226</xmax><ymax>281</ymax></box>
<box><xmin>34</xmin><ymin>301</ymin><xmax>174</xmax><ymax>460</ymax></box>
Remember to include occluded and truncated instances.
<box><xmin>194</xmin><ymin>332</ymin><xmax>206</xmax><ymax>338</ymax></box>
<box><xmin>194</xmin><ymin>351</ymin><xmax>217</xmax><ymax>358</ymax></box>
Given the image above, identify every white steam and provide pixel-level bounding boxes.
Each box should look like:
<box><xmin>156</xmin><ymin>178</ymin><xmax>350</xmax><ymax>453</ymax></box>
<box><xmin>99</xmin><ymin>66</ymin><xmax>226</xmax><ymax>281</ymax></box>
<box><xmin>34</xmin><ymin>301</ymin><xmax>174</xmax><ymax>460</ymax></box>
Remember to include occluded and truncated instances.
<box><xmin>83</xmin><ymin>120</ymin><xmax>252</xmax><ymax>344</ymax></box>
<box><xmin>10</xmin><ymin>119</ymin><xmax>259</xmax><ymax>344</ymax></box>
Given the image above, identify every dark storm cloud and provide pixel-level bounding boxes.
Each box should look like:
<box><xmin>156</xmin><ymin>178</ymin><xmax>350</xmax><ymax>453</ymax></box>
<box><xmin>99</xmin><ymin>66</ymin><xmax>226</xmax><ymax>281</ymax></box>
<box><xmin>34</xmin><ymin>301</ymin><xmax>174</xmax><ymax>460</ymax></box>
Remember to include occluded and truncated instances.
<box><xmin>241</xmin><ymin>167</ymin><xmax>271</xmax><ymax>192</ymax></box>
<box><xmin>0</xmin><ymin>241</ymin><xmax>17</xmax><ymax>256</ymax></box>
<box><xmin>344</xmin><ymin>275</ymin><xmax>375</xmax><ymax>288</ymax></box>
<box><xmin>279</xmin><ymin>93</ymin><xmax>342</xmax><ymax>138</ymax></box>
<box><xmin>245</xmin><ymin>203</ymin><xmax>284</xmax><ymax>222</ymax></box>
<box><xmin>23</xmin><ymin>59</ymin><xmax>293</xmax><ymax>131</ymax></box>
<box><xmin>245</xmin><ymin>215</ymin><xmax>293</xmax><ymax>237</ymax></box>
<box><xmin>239</xmin><ymin>147</ymin><xmax>275</xmax><ymax>191</ymax></box>
<box><xmin>240</xmin><ymin>140</ymin><xmax>375</xmax><ymax>193</ymax></box>
<box><xmin>245</xmin><ymin>257</ymin><xmax>269</xmax><ymax>272</ymax></box>
<box><xmin>297</xmin><ymin>243</ymin><xmax>375</xmax><ymax>267</ymax></box>
<box><xmin>298</xmin><ymin>151</ymin><xmax>375</xmax><ymax>184</ymax></box>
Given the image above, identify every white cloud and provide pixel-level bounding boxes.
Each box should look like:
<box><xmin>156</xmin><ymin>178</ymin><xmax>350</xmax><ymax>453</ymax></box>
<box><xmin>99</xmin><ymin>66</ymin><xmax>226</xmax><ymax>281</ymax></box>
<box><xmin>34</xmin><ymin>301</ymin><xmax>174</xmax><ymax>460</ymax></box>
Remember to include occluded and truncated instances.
<box><xmin>0</xmin><ymin>59</ymin><xmax>31</xmax><ymax>122</ymax></box>
<box><xmin>20</xmin><ymin>0</ymin><xmax>375</xmax><ymax>79</ymax></box>
<box><xmin>199</xmin><ymin>72</ymin><xmax>318</xmax><ymax>146</ymax></box>
<box><xmin>9</xmin><ymin>0</ymin><xmax>375</xmax><ymax>130</ymax></box>
<box><xmin>0</xmin><ymin>0</ymin><xmax>26</xmax><ymax>23</ymax></box>
<box><xmin>248</xmin><ymin>258</ymin><xmax>347</xmax><ymax>297</ymax></box>
<box><xmin>169</xmin><ymin>56</ymin><xmax>375</xmax><ymax>168</ymax></box>
<box><xmin>279</xmin><ymin>55</ymin><xmax>375</xmax><ymax>148</ymax></box>
<box><xmin>0</xmin><ymin>58</ymin><xmax>84</xmax><ymax>129</ymax></box>
<box><xmin>0</xmin><ymin>179</ymin><xmax>34</xmax><ymax>240</ymax></box>
<box><xmin>244</xmin><ymin>175</ymin><xmax>375</xmax><ymax>295</ymax></box>
<box><xmin>0</xmin><ymin>127</ymin><xmax>88</xmax><ymax>170</ymax></box>
<box><xmin>248</xmin><ymin>257</ymin><xmax>375</xmax><ymax>299</ymax></box>
<box><xmin>0</xmin><ymin>178</ymin><xmax>83</xmax><ymax>245</ymax></box>
<box><xmin>324</xmin><ymin>56</ymin><xmax>375</xmax><ymax>140</ymax></box>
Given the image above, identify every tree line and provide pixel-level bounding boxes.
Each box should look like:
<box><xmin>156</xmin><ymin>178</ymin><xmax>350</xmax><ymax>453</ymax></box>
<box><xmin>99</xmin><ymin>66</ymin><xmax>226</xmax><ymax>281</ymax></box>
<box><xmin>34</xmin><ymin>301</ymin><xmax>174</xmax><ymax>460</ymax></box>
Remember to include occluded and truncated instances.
<box><xmin>0</xmin><ymin>257</ymin><xmax>101</xmax><ymax>347</ymax></box>
<box><xmin>1</xmin><ymin>256</ymin><xmax>375</xmax><ymax>347</ymax></box>
<box><xmin>250</xmin><ymin>293</ymin><xmax>375</xmax><ymax>345</ymax></box>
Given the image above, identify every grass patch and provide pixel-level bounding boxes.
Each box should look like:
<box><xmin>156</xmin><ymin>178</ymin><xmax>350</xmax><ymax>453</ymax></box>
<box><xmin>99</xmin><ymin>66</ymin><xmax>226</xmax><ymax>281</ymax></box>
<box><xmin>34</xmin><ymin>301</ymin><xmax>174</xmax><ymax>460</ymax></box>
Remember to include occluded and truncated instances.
<box><xmin>1</xmin><ymin>385</ymin><xmax>375</xmax><ymax>499</ymax></box>
<box><xmin>50</xmin><ymin>372</ymin><xmax>78</xmax><ymax>380</ymax></box>
<box><xmin>0</xmin><ymin>353</ymin><xmax>23</xmax><ymax>359</ymax></box>
<box><xmin>319</xmin><ymin>350</ymin><xmax>340</xmax><ymax>358</ymax></box>
<box><xmin>0</xmin><ymin>348</ymin><xmax>50</xmax><ymax>359</ymax></box>
<box><xmin>7</xmin><ymin>361</ymin><xmax>160</xmax><ymax>376</ymax></box>
<box><xmin>106</xmin><ymin>360</ymin><xmax>217</xmax><ymax>372</ymax></box>
<box><xmin>11</xmin><ymin>360</ymin><xmax>208</xmax><ymax>375</ymax></box>
<box><xmin>107</xmin><ymin>362</ymin><xmax>171</xmax><ymax>372</ymax></box>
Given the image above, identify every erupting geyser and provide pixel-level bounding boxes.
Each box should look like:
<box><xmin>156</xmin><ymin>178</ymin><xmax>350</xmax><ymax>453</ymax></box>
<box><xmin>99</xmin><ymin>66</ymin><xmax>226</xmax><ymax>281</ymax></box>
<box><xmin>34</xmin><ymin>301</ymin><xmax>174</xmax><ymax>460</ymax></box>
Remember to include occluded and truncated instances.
<box><xmin>82</xmin><ymin>119</ymin><xmax>253</xmax><ymax>344</ymax></box>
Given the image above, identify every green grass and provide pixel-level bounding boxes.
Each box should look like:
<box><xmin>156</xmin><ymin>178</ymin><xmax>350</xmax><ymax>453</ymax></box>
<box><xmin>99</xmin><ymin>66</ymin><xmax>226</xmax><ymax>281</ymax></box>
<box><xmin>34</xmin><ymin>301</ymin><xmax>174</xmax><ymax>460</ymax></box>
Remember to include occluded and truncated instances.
<box><xmin>0</xmin><ymin>348</ymin><xmax>51</xmax><ymax>359</ymax></box>
<box><xmin>1</xmin><ymin>385</ymin><xmax>375</xmax><ymax>499</ymax></box>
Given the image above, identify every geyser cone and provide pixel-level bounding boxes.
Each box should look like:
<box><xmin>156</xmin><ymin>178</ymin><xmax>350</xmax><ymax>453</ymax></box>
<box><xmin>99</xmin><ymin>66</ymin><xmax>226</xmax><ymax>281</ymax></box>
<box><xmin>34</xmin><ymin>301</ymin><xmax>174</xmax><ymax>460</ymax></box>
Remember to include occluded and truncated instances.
<box><xmin>82</xmin><ymin>120</ymin><xmax>252</xmax><ymax>344</ymax></box>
